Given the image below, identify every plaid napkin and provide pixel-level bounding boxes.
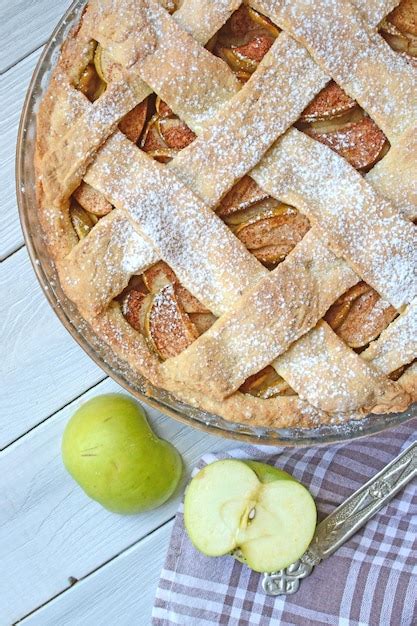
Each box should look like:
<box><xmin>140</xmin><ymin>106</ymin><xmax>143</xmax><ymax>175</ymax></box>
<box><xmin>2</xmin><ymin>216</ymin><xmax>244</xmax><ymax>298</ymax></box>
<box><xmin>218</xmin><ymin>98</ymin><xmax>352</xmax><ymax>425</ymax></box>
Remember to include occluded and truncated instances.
<box><xmin>152</xmin><ymin>418</ymin><xmax>416</xmax><ymax>626</ymax></box>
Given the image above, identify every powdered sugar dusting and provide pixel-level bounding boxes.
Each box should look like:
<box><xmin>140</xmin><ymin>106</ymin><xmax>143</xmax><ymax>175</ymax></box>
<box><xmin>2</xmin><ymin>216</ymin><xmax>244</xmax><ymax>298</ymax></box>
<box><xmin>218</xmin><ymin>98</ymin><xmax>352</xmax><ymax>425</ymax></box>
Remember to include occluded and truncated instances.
<box><xmin>169</xmin><ymin>32</ymin><xmax>327</xmax><ymax>206</ymax></box>
<box><xmin>64</xmin><ymin>210</ymin><xmax>159</xmax><ymax>312</ymax></box>
<box><xmin>254</xmin><ymin>128</ymin><xmax>416</xmax><ymax>308</ymax></box>
<box><xmin>274</xmin><ymin>320</ymin><xmax>398</xmax><ymax>413</ymax></box>
<box><xmin>273</xmin><ymin>0</ymin><xmax>417</xmax><ymax>140</ymax></box>
<box><xmin>86</xmin><ymin>131</ymin><xmax>267</xmax><ymax>316</ymax></box>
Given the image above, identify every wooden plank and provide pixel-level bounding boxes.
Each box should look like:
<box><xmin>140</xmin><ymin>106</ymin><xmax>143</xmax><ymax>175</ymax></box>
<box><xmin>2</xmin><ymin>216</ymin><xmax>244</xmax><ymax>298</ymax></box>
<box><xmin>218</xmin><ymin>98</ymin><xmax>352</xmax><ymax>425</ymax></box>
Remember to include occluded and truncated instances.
<box><xmin>0</xmin><ymin>247</ymin><xmax>104</xmax><ymax>447</ymax></box>
<box><xmin>0</xmin><ymin>376</ymin><xmax>232</xmax><ymax>624</ymax></box>
<box><xmin>0</xmin><ymin>51</ymin><xmax>41</xmax><ymax>260</ymax></box>
<box><xmin>0</xmin><ymin>0</ymin><xmax>70</xmax><ymax>73</ymax></box>
<box><xmin>21</xmin><ymin>522</ymin><xmax>173</xmax><ymax>626</ymax></box>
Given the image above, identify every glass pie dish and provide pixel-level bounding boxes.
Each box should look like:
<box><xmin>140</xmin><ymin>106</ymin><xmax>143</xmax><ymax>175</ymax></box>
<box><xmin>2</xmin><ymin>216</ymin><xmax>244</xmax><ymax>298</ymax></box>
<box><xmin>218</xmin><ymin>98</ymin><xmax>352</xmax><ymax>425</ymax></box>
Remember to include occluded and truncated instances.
<box><xmin>16</xmin><ymin>0</ymin><xmax>416</xmax><ymax>445</ymax></box>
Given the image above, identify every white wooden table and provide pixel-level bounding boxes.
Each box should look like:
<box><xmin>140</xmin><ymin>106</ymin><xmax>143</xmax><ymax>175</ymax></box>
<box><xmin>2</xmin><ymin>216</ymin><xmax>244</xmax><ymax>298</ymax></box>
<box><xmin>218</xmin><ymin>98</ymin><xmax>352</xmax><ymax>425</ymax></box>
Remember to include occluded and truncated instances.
<box><xmin>0</xmin><ymin>3</ymin><xmax>233</xmax><ymax>623</ymax></box>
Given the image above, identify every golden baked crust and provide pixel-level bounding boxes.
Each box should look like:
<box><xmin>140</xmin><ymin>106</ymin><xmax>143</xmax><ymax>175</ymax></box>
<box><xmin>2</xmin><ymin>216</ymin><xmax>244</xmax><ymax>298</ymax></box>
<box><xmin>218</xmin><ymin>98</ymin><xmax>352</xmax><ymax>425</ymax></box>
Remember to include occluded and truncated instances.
<box><xmin>35</xmin><ymin>0</ymin><xmax>417</xmax><ymax>429</ymax></box>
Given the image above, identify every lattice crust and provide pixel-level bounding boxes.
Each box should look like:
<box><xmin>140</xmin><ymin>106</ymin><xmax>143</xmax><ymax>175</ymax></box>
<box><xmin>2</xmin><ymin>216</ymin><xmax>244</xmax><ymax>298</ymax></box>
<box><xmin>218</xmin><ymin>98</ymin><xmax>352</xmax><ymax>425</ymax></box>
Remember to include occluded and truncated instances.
<box><xmin>162</xmin><ymin>231</ymin><xmax>357</xmax><ymax>398</ymax></box>
<box><xmin>84</xmin><ymin>131</ymin><xmax>267</xmax><ymax>315</ymax></box>
<box><xmin>35</xmin><ymin>0</ymin><xmax>417</xmax><ymax>428</ymax></box>
<box><xmin>252</xmin><ymin>130</ymin><xmax>416</xmax><ymax>309</ymax></box>
<box><xmin>257</xmin><ymin>0</ymin><xmax>417</xmax><ymax>141</ymax></box>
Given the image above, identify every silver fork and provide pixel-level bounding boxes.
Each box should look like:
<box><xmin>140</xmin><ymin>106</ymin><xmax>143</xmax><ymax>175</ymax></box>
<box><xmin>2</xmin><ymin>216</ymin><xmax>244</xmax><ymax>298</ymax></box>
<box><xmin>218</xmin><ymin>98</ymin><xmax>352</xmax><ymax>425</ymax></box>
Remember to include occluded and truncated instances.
<box><xmin>262</xmin><ymin>440</ymin><xmax>417</xmax><ymax>596</ymax></box>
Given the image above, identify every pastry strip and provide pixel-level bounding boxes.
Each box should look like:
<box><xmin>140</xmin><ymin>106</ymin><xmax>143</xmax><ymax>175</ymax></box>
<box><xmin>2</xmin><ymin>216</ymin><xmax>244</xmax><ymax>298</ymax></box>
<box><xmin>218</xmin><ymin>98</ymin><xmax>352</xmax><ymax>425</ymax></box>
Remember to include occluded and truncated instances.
<box><xmin>362</xmin><ymin>300</ymin><xmax>417</xmax><ymax>375</ymax></box>
<box><xmin>60</xmin><ymin>210</ymin><xmax>159</xmax><ymax>317</ymax></box>
<box><xmin>366</xmin><ymin>124</ymin><xmax>417</xmax><ymax>221</ymax></box>
<box><xmin>274</xmin><ymin>321</ymin><xmax>409</xmax><ymax>414</ymax></box>
<box><xmin>252</xmin><ymin>0</ymin><xmax>399</xmax><ymax>29</ymax></box>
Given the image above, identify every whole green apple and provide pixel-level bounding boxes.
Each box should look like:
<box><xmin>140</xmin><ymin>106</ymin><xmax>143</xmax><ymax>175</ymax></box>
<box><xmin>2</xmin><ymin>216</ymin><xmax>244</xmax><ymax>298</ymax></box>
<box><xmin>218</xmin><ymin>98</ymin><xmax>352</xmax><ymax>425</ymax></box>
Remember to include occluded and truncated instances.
<box><xmin>184</xmin><ymin>459</ymin><xmax>316</xmax><ymax>573</ymax></box>
<box><xmin>62</xmin><ymin>394</ymin><xmax>182</xmax><ymax>514</ymax></box>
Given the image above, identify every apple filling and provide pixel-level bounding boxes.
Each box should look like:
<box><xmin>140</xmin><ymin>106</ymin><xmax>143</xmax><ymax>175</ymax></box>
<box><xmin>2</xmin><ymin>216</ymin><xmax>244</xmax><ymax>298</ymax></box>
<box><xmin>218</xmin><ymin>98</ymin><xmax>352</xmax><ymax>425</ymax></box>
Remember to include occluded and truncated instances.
<box><xmin>210</xmin><ymin>5</ymin><xmax>280</xmax><ymax>82</ymax></box>
<box><xmin>223</xmin><ymin>199</ymin><xmax>311</xmax><ymax>267</ymax></box>
<box><xmin>140</xmin><ymin>97</ymin><xmax>196</xmax><ymax>162</ymax></box>
<box><xmin>240</xmin><ymin>366</ymin><xmax>294</xmax><ymax>398</ymax></box>
<box><xmin>381</xmin><ymin>0</ymin><xmax>417</xmax><ymax>63</ymax></box>
<box><xmin>121</xmin><ymin>262</ymin><xmax>216</xmax><ymax>360</ymax></box>
<box><xmin>70</xmin><ymin>200</ymin><xmax>98</xmax><ymax>240</ymax></box>
<box><xmin>325</xmin><ymin>282</ymin><xmax>398</xmax><ymax>350</ymax></box>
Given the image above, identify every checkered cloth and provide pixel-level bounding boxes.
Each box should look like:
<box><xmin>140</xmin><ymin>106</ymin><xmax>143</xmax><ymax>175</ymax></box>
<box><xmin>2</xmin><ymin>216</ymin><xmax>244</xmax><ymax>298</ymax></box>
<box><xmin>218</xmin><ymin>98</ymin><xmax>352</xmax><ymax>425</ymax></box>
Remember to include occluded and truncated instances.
<box><xmin>152</xmin><ymin>418</ymin><xmax>417</xmax><ymax>626</ymax></box>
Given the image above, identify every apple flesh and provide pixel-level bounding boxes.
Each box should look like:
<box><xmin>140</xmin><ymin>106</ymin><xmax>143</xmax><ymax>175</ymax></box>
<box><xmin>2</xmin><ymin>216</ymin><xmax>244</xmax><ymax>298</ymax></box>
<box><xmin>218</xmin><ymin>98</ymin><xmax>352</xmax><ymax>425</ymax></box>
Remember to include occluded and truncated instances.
<box><xmin>184</xmin><ymin>459</ymin><xmax>316</xmax><ymax>573</ymax></box>
<box><xmin>62</xmin><ymin>394</ymin><xmax>182</xmax><ymax>514</ymax></box>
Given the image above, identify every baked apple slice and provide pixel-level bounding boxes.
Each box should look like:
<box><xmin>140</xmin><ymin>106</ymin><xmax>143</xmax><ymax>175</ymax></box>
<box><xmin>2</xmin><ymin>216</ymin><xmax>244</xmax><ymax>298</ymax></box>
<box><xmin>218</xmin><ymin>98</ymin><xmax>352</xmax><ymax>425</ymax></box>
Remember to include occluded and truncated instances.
<box><xmin>73</xmin><ymin>182</ymin><xmax>112</xmax><ymax>216</ymax></box>
<box><xmin>122</xmin><ymin>288</ymin><xmax>152</xmax><ymax>333</ymax></box>
<box><xmin>228</xmin><ymin>4</ymin><xmax>255</xmax><ymax>37</ymax></box>
<box><xmin>70</xmin><ymin>202</ymin><xmax>97</xmax><ymax>239</ymax></box>
<box><xmin>158</xmin><ymin>117</ymin><xmax>196</xmax><ymax>150</ymax></box>
<box><xmin>214</xmin><ymin>6</ymin><xmax>278</xmax><ymax>80</ymax></box>
<box><xmin>155</xmin><ymin>97</ymin><xmax>174</xmax><ymax>118</ymax></box>
<box><xmin>233</xmin><ymin>34</ymin><xmax>275</xmax><ymax>63</ymax></box>
<box><xmin>189</xmin><ymin>312</ymin><xmax>217</xmax><ymax>334</ymax></box>
<box><xmin>143</xmin><ymin>261</ymin><xmax>174</xmax><ymax>293</ymax></box>
<box><xmin>325</xmin><ymin>282</ymin><xmax>397</xmax><ymax>348</ymax></box>
<box><xmin>119</xmin><ymin>100</ymin><xmax>148</xmax><ymax>144</ymax></box>
<box><xmin>123</xmin><ymin>281</ymin><xmax>199</xmax><ymax>358</ymax></box>
<box><xmin>240</xmin><ymin>366</ymin><xmax>293</xmax><ymax>397</ymax></box>
<box><xmin>77</xmin><ymin>63</ymin><xmax>106</xmax><ymax>102</ymax></box>
<box><xmin>217</xmin><ymin>176</ymin><xmax>269</xmax><ymax>218</ymax></box>
<box><xmin>141</xmin><ymin>114</ymin><xmax>194</xmax><ymax>161</ymax></box>
<box><xmin>228</xmin><ymin>5</ymin><xmax>279</xmax><ymax>39</ymax></box>
<box><xmin>233</xmin><ymin>204</ymin><xmax>310</xmax><ymax>265</ymax></box>
<box><xmin>94</xmin><ymin>45</ymin><xmax>124</xmax><ymax>83</ymax></box>
<box><xmin>387</xmin><ymin>0</ymin><xmax>417</xmax><ymax>36</ymax></box>
<box><xmin>184</xmin><ymin>459</ymin><xmax>316</xmax><ymax>573</ymax></box>
<box><xmin>219</xmin><ymin>34</ymin><xmax>274</xmax><ymax>74</ymax></box>
<box><xmin>305</xmin><ymin>116</ymin><xmax>388</xmax><ymax>170</ymax></box>
<box><xmin>143</xmin><ymin>261</ymin><xmax>208</xmax><ymax>313</ymax></box>
<box><xmin>246</xmin><ymin>6</ymin><xmax>280</xmax><ymax>38</ymax></box>
<box><xmin>141</xmin><ymin>115</ymin><xmax>167</xmax><ymax>152</ymax></box>
<box><xmin>145</xmin><ymin>284</ymin><xmax>199</xmax><ymax>359</ymax></box>
<box><xmin>381</xmin><ymin>29</ymin><xmax>417</xmax><ymax>61</ymax></box>
<box><xmin>380</xmin><ymin>1</ymin><xmax>417</xmax><ymax>62</ymax></box>
<box><xmin>299</xmin><ymin>81</ymin><xmax>356</xmax><ymax>123</ymax></box>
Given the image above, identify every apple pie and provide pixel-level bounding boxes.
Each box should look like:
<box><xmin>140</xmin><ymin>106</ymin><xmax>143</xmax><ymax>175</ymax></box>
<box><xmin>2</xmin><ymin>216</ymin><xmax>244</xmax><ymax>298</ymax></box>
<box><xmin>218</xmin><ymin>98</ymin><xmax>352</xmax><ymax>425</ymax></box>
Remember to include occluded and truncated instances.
<box><xmin>35</xmin><ymin>0</ymin><xmax>417</xmax><ymax>428</ymax></box>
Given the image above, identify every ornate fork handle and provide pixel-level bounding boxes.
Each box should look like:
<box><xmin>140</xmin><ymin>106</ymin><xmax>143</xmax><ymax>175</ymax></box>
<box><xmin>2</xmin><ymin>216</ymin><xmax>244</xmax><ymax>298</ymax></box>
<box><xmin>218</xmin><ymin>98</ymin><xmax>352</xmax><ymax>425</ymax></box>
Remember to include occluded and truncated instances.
<box><xmin>263</xmin><ymin>440</ymin><xmax>417</xmax><ymax>596</ymax></box>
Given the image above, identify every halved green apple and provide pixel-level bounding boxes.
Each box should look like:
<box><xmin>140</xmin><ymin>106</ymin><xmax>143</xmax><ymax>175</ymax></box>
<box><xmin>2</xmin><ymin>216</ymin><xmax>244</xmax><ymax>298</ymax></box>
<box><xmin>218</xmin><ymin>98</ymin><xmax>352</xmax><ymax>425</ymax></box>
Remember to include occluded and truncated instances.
<box><xmin>184</xmin><ymin>459</ymin><xmax>316</xmax><ymax>573</ymax></box>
